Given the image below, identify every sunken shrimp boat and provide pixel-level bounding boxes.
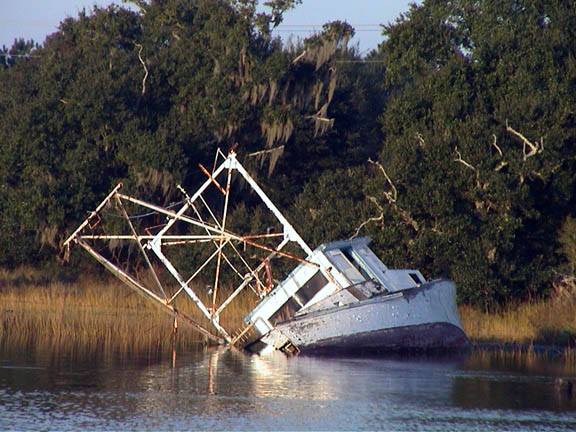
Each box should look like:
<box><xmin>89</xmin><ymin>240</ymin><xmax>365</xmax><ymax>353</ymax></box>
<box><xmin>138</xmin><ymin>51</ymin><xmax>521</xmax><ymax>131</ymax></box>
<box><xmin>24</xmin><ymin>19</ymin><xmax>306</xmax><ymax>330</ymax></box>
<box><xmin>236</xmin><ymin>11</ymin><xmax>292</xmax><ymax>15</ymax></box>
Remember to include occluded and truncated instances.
<box><xmin>243</xmin><ymin>237</ymin><xmax>469</xmax><ymax>355</ymax></box>
<box><xmin>63</xmin><ymin>151</ymin><xmax>469</xmax><ymax>355</ymax></box>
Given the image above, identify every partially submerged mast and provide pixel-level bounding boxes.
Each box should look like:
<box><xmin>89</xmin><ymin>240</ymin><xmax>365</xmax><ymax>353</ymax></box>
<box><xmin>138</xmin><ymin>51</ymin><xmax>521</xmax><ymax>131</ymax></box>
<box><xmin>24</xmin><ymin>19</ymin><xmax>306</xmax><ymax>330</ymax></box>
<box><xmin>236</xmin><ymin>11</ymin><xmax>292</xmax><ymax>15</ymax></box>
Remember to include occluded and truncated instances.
<box><xmin>63</xmin><ymin>151</ymin><xmax>338</xmax><ymax>346</ymax></box>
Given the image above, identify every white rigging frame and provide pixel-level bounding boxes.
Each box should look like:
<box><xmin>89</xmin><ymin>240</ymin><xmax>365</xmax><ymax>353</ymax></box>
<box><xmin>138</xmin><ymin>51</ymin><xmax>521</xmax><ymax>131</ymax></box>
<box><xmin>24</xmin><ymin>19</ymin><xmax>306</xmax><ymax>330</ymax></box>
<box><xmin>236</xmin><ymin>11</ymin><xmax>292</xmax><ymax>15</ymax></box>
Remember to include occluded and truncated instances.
<box><xmin>63</xmin><ymin>151</ymin><xmax>325</xmax><ymax>345</ymax></box>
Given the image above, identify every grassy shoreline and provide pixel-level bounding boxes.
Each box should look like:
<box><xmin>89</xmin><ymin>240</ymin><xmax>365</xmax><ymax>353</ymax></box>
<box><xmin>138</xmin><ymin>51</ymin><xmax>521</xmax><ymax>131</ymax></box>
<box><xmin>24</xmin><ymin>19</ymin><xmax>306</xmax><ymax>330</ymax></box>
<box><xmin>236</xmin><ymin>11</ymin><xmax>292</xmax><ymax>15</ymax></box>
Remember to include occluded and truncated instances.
<box><xmin>0</xmin><ymin>267</ymin><xmax>256</xmax><ymax>357</ymax></box>
<box><xmin>459</xmin><ymin>289</ymin><xmax>576</xmax><ymax>349</ymax></box>
<box><xmin>2</xmin><ymin>268</ymin><xmax>575</xmax><ymax>357</ymax></box>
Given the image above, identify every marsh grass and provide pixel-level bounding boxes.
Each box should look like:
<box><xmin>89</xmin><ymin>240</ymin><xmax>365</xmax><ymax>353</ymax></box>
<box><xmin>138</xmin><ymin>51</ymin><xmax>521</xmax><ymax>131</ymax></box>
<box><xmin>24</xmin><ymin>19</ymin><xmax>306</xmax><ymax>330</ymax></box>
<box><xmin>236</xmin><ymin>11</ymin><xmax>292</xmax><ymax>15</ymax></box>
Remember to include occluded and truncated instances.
<box><xmin>0</xmin><ymin>267</ymin><xmax>258</xmax><ymax>358</ymax></box>
<box><xmin>459</xmin><ymin>279</ymin><xmax>576</xmax><ymax>349</ymax></box>
<box><xmin>4</xmin><ymin>267</ymin><xmax>576</xmax><ymax>361</ymax></box>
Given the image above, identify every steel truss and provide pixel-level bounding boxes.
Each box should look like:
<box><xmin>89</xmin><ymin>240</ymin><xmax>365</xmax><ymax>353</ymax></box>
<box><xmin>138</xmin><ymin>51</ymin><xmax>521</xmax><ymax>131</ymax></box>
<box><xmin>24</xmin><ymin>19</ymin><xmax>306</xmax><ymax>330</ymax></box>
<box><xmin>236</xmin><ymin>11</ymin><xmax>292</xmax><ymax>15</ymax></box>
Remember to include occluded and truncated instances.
<box><xmin>63</xmin><ymin>151</ymin><xmax>318</xmax><ymax>345</ymax></box>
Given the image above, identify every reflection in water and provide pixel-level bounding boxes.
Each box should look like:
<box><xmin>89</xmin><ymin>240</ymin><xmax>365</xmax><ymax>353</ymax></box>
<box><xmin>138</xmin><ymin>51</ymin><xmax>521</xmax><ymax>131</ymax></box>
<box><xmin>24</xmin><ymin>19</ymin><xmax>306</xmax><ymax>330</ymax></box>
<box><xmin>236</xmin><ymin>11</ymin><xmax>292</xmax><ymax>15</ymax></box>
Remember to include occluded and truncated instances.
<box><xmin>452</xmin><ymin>349</ymin><xmax>576</xmax><ymax>412</ymax></box>
<box><xmin>0</xmin><ymin>341</ymin><xmax>575</xmax><ymax>431</ymax></box>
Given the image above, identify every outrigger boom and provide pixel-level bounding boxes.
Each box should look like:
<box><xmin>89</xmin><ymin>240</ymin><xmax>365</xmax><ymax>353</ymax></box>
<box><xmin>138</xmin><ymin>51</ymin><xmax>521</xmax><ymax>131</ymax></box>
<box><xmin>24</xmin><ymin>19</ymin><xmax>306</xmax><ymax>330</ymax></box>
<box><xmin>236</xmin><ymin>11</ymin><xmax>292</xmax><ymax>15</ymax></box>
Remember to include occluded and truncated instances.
<box><xmin>63</xmin><ymin>151</ymin><xmax>339</xmax><ymax>347</ymax></box>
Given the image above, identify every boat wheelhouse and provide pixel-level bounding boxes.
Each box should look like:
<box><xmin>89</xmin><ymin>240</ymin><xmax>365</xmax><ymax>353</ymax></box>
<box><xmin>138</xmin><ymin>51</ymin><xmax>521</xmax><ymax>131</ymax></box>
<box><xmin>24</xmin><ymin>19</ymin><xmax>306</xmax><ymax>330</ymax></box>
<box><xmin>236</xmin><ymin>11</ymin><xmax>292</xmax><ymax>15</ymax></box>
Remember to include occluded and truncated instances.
<box><xmin>242</xmin><ymin>237</ymin><xmax>468</xmax><ymax>354</ymax></box>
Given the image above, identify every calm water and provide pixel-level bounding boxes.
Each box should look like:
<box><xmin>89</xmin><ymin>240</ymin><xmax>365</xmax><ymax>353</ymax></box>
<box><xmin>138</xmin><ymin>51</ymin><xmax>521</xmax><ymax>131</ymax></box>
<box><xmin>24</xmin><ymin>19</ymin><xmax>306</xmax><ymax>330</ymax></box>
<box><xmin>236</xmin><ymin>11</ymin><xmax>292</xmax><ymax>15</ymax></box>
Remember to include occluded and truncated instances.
<box><xmin>1</xmin><ymin>343</ymin><xmax>575</xmax><ymax>431</ymax></box>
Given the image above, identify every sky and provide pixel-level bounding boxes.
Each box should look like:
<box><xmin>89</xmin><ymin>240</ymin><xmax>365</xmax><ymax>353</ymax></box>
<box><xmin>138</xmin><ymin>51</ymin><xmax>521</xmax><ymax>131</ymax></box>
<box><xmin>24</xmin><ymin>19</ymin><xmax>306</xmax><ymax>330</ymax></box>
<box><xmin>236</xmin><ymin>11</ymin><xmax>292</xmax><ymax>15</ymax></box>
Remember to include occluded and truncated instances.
<box><xmin>1</xmin><ymin>0</ymin><xmax>419</xmax><ymax>55</ymax></box>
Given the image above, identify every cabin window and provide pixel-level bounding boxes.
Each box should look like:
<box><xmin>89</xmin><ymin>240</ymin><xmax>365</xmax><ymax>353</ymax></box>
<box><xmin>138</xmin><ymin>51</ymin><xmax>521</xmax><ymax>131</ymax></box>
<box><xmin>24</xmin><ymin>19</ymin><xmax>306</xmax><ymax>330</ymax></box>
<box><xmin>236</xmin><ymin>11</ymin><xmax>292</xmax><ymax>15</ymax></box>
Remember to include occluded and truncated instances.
<box><xmin>356</xmin><ymin>247</ymin><xmax>387</xmax><ymax>273</ymax></box>
<box><xmin>342</xmin><ymin>247</ymin><xmax>377</xmax><ymax>281</ymax></box>
<box><xmin>270</xmin><ymin>297</ymin><xmax>302</xmax><ymax>325</ymax></box>
<box><xmin>409</xmin><ymin>273</ymin><xmax>423</xmax><ymax>284</ymax></box>
<box><xmin>269</xmin><ymin>271</ymin><xmax>329</xmax><ymax>325</ymax></box>
<box><xmin>326</xmin><ymin>249</ymin><xmax>365</xmax><ymax>284</ymax></box>
<box><xmin>294</xmin><ymin>271</ymin><xmax>329</xmax><ymax>305</ymax></box>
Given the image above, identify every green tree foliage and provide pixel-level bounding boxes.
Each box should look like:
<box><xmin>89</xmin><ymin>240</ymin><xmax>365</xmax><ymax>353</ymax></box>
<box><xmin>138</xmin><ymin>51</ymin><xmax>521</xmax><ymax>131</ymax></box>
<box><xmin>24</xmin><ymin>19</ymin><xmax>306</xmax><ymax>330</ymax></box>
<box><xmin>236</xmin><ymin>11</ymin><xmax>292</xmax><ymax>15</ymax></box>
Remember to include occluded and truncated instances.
<box><xmin>0</xmin><ymin>7</ymin><xmax>145</xmax><ymax>266</ymax></box>
<box><xmin>352</xmin><ymin>0</ymin><xmax>576</xmax><ymax>306</ymax></box>
<box><xmin>558</xmin><ymin>216</ymin><xmax>576</xmax><ymax>275</ymax></box>
<box><xmin>264</xmin><ymin>45</ymin><xmax>385</xmax><ymax>210</ymax></box>
<box><xmin>1</xmin><ymin>0</ymin><xmax>574</xmax><ymax>310</ymax></box>
<box><xmin>0</xmin><ymin>0</ymin><xmax>352</xmax><ymax>268</ymax></box>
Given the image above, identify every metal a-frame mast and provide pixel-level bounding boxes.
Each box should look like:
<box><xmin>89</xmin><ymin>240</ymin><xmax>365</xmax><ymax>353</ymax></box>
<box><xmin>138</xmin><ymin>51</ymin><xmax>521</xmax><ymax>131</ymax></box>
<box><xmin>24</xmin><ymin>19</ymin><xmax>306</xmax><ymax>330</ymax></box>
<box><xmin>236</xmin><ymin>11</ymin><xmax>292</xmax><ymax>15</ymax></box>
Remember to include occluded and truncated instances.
<box><xmin>63</xmin><ymin>151</ymin><xmax>322</xmax><ymax>344</ymax></box>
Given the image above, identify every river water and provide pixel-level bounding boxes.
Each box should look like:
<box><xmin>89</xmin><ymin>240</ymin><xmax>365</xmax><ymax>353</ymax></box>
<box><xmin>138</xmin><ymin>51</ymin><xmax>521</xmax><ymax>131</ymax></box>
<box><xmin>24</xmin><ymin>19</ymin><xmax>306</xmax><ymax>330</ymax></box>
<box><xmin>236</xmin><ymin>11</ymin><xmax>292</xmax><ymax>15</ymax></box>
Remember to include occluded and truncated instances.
<box><xmin>1</xmin><ymin>343</ymin><xmax>575</xmax><ymax>431</ymax></box>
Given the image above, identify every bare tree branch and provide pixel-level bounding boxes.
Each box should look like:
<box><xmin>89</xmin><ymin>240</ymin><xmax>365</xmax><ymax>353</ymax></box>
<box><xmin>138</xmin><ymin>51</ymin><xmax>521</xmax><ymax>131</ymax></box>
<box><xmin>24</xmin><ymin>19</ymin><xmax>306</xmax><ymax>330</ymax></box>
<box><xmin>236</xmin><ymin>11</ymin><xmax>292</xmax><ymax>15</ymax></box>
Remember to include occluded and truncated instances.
<box><xmin>490</xmin><ymin>135</ymin><xmax>509</xmax><ymax>171</ymax></box>
<box><xmin>505</xmin><ymin>120</ymin><xmax>543</xmax><ymax>161</ymax></box>
<box><xmin>292</xmin><ymin>50</ymin><xmax>306</xmax><ymax>64</ymax></box>
<box><xmin>492</xmin><ymin>134</ymin><xmax>503</xmax><ymax>157</ymax></box>
<box><xmin>350</xmin><ymin>196</ymin><xmax>383</xmax><ymax>239</ymax></box>
<box><xmin>366</xmin><ymin>159</ymin><xmax>419</xmax><ymax>232</ymax></box>
<box><xmin>368</xmin><ymin>158</ymin><xmax>397</xmax><ymax>202</ymax></box>
<box><xmin>453</xmin><ymin>147</ymin><xmax>487</xmax><ymax>192</ymax></box>
<box><xmin>394</xmin><ymin>203</ymin><xmax>419</xmax><ymax>232</ymax></box>
<box><xmin>247</xmin><ymin>146</ymin><xmax>285</xmax><ymax>158</ymax></box>
<box><xmin>415</xmin><ymin>132</ymin><xmax>426</xmax><ymax>148</ymax></box>
<box><xmin>494</xmin><ymin>161</ymin><xmax>508</xmax><ymax>172</ymax></box>
<box><xmin>135</xmin><ymin>43</ymin><xmax>148</xmax><ymax>96</ymax></box>
<box><xmin>248</xmin><ymin>145</ymin><xmax>285</xmax><ymax>176</ymax></box>
<box><xmin>453</xmin><ymin>147</ymin><xmax>476</xmax><ymax>171</ymax></box>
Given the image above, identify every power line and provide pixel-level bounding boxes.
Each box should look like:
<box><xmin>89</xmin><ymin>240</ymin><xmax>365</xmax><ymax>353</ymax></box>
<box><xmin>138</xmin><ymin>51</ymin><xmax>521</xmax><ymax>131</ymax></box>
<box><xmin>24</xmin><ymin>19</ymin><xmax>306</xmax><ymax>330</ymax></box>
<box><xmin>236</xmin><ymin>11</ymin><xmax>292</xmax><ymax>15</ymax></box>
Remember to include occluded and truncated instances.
<box><xmin>276</xmin><ymin>24</ymin><xmax>383</xmax><ymax>31</ymax></box>
<box><xmin>278</xmin><ymin>24</ymin><xmax>384</xmax><ymax>27</ymax></box>
<box><xmin>333</xmin><ymin>60</ymin><xmax>385</xmax><ymax>63</ymax></box>
<box><xmin>275</xmin><ymin>29</ymin><xmax>382</xmax><ymax>32</ymax></box>
<box><xmin>1</xmin><ymin>53</ymin><xmax>42</xmax><ymax>57</ymax></box>
<box><xmin>1</xmin><ymin>52</ymin><xmax>385</xmax><ymax>64</ymax></box>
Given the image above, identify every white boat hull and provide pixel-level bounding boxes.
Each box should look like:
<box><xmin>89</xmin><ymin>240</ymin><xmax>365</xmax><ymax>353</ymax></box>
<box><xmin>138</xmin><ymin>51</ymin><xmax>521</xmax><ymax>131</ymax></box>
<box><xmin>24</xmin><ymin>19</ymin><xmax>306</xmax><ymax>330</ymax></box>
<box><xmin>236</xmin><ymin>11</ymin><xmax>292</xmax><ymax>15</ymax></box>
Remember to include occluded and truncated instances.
<box><xmin>270</xmin><ymin>279</ymin><xmax>469</xmax><ymax>353</ymax></box>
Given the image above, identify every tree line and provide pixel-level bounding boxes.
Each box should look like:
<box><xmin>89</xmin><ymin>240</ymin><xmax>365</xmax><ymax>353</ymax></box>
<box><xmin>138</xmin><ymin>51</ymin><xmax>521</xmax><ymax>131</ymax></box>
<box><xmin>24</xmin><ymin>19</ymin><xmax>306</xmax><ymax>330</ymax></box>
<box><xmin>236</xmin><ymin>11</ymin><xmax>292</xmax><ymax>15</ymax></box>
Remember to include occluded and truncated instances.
<box><xmin>1</xmin><ymin>0</ymin><xmax>574</xmax><ymax>307</ymax></box>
